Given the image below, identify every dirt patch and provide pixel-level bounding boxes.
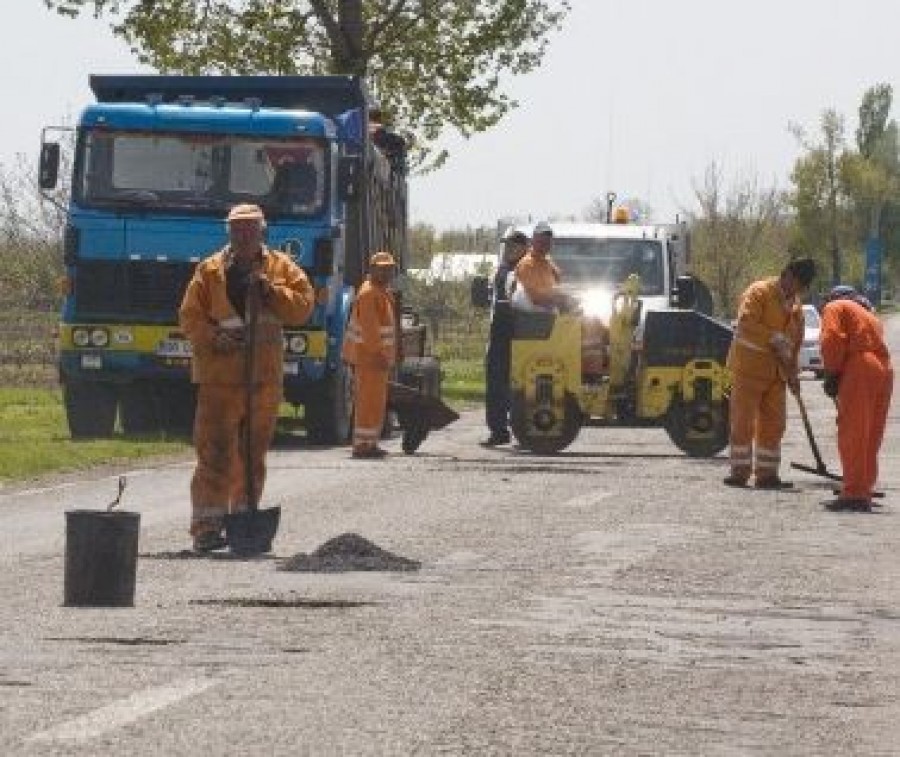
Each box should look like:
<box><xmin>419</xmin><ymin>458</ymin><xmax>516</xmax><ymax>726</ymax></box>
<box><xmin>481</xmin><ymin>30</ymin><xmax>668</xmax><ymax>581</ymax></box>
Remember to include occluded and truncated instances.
<box><xmin>278</xmin><ymin>532</ymin><xmax>421</xmax><ymax>573</ymax></box>
<box><xmin>141</xmin><ymin>549</ymin><xmax>276</xmax><ymax>561</ymax></box>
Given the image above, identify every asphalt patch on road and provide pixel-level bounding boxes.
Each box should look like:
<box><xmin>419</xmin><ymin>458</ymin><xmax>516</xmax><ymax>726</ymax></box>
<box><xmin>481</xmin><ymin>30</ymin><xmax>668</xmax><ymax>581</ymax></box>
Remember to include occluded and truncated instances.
<box><xmin>278</xmin><ymin>532</ymin><xmax>421</xmax><ymax>573</ymax></box>
<box><xmin>44</xmin><ymin>636</ymin><xmax>183</xmax><ymax>646</ymax></box>
<box><xmin>190</xmin><ymin>597</ymin><xmax>374</xmax><ymax>609</ymax></box>
<box><xmin>141</xmin><ymin>549</ymin><xmax>277</xmax><ymax>561</ymax></box>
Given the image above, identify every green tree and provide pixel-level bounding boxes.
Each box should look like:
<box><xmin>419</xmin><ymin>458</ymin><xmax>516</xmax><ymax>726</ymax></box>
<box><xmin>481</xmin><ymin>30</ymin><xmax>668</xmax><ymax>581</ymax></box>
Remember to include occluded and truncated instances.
<box><xmin>847</xmin><ymin>84</ymin><xmax>900</xmax><ymax>295</ymax></box>
<box><xmin>43</xmin><ymin>0</ymin><xmax>570</xmax><ymax>169</ymax></box>
<box><xmin>788</xmin><ymin>109</ymin><xmax>855</xmax><ymax>286</ymax></box>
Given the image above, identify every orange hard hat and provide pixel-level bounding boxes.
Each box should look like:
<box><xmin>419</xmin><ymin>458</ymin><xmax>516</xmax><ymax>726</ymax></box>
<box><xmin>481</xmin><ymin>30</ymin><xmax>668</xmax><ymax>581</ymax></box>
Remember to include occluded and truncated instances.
<box><xmin>370</xmin><ymin>251</ymin><xmax>396</xmax><ymax>267</ymax></box>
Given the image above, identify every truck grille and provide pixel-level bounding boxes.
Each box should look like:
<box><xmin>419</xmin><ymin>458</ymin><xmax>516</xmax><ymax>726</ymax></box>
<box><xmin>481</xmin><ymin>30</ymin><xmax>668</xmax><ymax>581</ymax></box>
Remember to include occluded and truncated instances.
<box><xmin>74</xmin><ymin>260</ymin><xmax>197</xmax><ymax>321</ymax></box>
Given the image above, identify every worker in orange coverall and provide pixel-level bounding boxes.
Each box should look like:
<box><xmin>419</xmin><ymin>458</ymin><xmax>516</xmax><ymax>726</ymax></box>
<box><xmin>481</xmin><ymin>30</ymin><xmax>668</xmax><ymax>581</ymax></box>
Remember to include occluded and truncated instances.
<box><xmin>724</xmin><ymin>257</ymin><xmax>817</xmax><ymax>489</ymax></box>
<box><xmin>179</xmin><ymin>204</ymin><xmax>314</xmax><ymax>552</ymax></box>
<box><xmin>342</xmin><ymin>251</ymin><xmax>397</xmax><ymax>459</ymax></box>
<box><xmin>819</xmin><ymin>285</ymin><xmax>893</xmax><ymax>512</ymax></box>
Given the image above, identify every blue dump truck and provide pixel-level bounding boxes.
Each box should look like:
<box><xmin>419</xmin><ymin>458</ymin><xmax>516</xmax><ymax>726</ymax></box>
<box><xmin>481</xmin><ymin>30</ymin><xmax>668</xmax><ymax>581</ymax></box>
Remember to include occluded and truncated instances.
<box><xmin>39</xmin><ymin>75</ymin><xmax>438</xmax><ymax>442</ymax></box>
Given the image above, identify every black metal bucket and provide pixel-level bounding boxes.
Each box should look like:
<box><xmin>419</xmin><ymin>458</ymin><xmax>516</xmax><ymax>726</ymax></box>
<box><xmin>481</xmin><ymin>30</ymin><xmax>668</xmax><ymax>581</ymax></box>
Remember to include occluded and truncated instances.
<box><xmin>64</xmin><ymin>510</ymin><xmax>140</xmax><ymax>607</ymax></box>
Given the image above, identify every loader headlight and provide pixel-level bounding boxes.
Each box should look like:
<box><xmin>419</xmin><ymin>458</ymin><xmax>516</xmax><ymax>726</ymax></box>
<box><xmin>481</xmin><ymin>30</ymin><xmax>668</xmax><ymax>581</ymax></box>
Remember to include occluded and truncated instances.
<box><xmin>90</xmin><ymin>328</ymin><xmax>110</xmax><ymax>347</ymax></box>
<box><xmin>577</xmin><ymin>287</ymin><xmax>615</xmax><ymax>321</ymax></box>
<box><xmin>72</xmin><ymin>328</ymin><xmax>90</xmax><ymax>347</ymax></box>
<box><xmin>287</xmin><ymin>334</ymin><xmax>308</xmax><ymax>355</ymax></box>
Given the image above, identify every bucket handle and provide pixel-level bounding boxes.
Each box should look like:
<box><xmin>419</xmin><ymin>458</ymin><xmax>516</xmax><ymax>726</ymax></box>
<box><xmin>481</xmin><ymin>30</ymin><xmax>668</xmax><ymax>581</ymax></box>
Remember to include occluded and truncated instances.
<box><xmin>108</xmin><ymin>476</ymin><xmax>127</xmax><ymax>511</ymax></box>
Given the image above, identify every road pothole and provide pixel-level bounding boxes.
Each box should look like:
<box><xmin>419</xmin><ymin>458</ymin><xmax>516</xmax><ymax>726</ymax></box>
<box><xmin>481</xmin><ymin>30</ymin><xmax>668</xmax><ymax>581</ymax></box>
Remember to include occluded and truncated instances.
<box><xmin>44</xmin><ymin>636</ymin><xmax>183</xmax><ymax>646</ymax></box>
<box><xmin>190</xmin><ymin>598</ymin><xmax>374</xmax><ymax>609</ymax></box>
<box><xmin>141</xmin><ymin>550</ymin><xmax>276</xmax><ymax>561</ymax></box>
<box><xmin>278</xmin><ymin>532</ymin><xmax>421</xmax><ymax>573</ymax></box>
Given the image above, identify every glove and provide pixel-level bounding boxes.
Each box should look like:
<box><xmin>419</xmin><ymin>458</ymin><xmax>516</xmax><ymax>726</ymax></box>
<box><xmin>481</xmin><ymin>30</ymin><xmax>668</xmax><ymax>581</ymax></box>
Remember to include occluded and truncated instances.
<box><xmin>244</xmin><ymin>271</ymin><xmax>275</xmax><ymax>302</ymax></box>
<box><xmin>823</xmin><ymin>373</ymin><xmax>840</xmax><ymax>399</ymax></box>
<box><xmin>212</xmin><ymin>327</ymin><xmax>245</xmax><ymax>353</ymax></box>
<box><xmin>769</xmin><ymin>331</ymin><xmax>792</xmax><ymax>363</ymax></box>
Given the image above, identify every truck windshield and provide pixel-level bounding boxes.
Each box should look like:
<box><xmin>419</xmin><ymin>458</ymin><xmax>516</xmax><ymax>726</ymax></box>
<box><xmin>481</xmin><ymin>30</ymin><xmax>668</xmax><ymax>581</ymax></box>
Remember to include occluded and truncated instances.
<box><xmin>552</xmin><ymin>238</ymin><xmax>665</xmax><ymax>295</ymax></box>
<box><xmin>75</xmin><ymin>130</ymin><xmax>328</xmax><ymax>217</ymax></box>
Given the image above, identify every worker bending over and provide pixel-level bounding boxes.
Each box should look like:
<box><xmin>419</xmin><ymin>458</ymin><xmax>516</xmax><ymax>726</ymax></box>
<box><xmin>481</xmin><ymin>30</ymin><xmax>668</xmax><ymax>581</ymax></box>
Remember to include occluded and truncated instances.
<box><xmin>342</xmin><ymin>251</ymin><xmax>397</xmax><ymax>459</ymax></box>
<box><xmin>820</xmin><ymin>285</ymin><xmax>893</xmax><ymax>512</ymax></box>
<box><xmin>179</xmin><ymin>204</ymin><xmax>314</xmax><ymax>552</ymax></box>
<box><xmin>724</xmin><ymin>257</ymin><xmax>817</xmax><ymax>489</ymax></box>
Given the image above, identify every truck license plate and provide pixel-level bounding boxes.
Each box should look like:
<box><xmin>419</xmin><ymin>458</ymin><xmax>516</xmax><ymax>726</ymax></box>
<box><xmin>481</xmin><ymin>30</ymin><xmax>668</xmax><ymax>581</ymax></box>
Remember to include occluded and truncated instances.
<box><xmin>156</xmin><ymin>339</ymin><xmax>193</xmax><ymax>358</ymax></box>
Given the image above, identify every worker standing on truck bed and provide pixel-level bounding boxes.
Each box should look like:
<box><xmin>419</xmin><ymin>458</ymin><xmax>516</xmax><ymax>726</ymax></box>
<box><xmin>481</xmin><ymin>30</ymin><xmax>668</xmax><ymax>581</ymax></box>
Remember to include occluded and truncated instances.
<box><xmin>512</xmin><ymin>221</ymin><xmax>571</xmax><ymax>312</ymax></box>
<box><xmin>482</xmin><ymin>227</ymin><xmax>528</xmax><ymax>447</ymax></box>
<box><xmin>179</xmin><ymin>204</ymin><xmax>315</xmax><ymax>552</ymax></box>
<box><xmin>342</xmin><ymin>251</ymin><xmax>398</xmax><ymax>459</ymax></box>
<box><xmin>819</xmin><ymin>285</ymin><xmax>893</xmax><ymax>512</ymax></box>
<box><xmin>724</xmin><ymin>257</ymin><xmax>817</xmax><ymax>490</ymax></box>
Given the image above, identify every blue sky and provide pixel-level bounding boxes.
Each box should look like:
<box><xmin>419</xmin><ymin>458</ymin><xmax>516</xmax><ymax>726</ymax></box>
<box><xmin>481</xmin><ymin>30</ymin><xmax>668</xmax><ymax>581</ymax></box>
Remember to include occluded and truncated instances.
<box><xmin>4</xmin><ymin>1</ymin><xmax>898</xmax><ymax>230</ymax></box>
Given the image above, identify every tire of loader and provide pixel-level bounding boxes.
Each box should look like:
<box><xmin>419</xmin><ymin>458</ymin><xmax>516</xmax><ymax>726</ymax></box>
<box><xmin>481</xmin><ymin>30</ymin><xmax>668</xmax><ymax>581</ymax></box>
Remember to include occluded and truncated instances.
<box><xmin>510</xmin><ymin>390</ymin><xmax>582</xmax><ymax>455</ymax></box>
<box><xmin>664</xmin><ymin>395</ymin><xmax>729</xmax><ymax>458</ymax></box>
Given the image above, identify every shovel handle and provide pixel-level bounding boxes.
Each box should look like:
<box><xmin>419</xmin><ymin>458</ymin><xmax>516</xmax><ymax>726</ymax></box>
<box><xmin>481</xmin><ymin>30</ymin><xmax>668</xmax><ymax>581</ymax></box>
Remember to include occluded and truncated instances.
<box><xmin>792</xmin><ymin>390</ymin><xmax>828</xmax><ymax>474</ymax></box>
<box><xmin>244</xmin><ymin>279</ymin><xmax>261</xmax><ymax>512</ymax></box>
<box><xmin>107</xmin><ymin>475</ymin><xmax>127</xmax><ymax>511</ymax></box>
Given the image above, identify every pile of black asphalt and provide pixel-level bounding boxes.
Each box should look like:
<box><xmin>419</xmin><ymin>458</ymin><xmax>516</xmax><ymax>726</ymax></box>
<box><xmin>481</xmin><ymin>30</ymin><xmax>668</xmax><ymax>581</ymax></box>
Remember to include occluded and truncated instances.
<box><xmin>278</xmin><ymin>532</ymin><xmax>421</xmax><ymax>573</ymax></box>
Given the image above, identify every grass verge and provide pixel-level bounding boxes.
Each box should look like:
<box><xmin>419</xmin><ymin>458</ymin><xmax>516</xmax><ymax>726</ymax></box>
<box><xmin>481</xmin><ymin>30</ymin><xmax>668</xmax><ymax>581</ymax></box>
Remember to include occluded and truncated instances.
<box><xmin>0</xmin><ymin>388</ymin><xmax>189</xmax><ymax>484</ymax></box>
<box><xmin>439</xmin><ymin>356</ymin><xmax>485</xmax><ymax>409</ymax></box>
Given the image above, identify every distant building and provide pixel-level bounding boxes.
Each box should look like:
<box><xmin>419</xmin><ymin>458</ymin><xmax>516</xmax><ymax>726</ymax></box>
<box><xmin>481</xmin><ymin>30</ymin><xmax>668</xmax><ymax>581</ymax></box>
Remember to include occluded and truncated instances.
<box><xmin>408</xmin><ymin>252</ymin><xmax>496</xmax><ymax>284</ymax></box>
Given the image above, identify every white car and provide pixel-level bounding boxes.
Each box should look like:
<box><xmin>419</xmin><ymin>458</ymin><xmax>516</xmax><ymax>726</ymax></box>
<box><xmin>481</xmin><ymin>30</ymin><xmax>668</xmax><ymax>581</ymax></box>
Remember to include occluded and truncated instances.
<box><xmin>799</xmin><ymin>304</ymin><xmax>824</xmax><ymax>378</ymax></box>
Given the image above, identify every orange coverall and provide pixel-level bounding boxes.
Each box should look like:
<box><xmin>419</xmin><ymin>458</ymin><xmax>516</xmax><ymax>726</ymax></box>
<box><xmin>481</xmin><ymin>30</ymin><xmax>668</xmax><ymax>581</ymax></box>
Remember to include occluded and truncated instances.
<box><xmin>179</xmin><ymin>246</ymin><xmax>314</xmax><ymax>538</ymax></box>
<box><xmin>820</xmin><ymin>299</ymin><xmax>893</xmax><ymax>501</ymax></box>
<box><xmin>726</xmin><ymin>277</ymin><xmax>804</xmax><ymax>481</ymax></box>
<box><xmin>341</xmin><ymin>278</ymin><xmax>396</xmax><ymax>452</ymax></box>
<box><xmin>513</xmin><ymin>250</ymin><xmax>561</xmax><ymax>310</ymax></box>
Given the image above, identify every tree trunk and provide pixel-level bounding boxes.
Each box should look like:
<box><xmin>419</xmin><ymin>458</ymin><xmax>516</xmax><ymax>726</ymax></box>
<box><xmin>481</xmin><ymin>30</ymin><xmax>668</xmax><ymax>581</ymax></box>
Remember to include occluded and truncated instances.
<box><xmin>335</xmin><ymin>0</ymin><xmax>366</xmax><ymax>76</ymax></box>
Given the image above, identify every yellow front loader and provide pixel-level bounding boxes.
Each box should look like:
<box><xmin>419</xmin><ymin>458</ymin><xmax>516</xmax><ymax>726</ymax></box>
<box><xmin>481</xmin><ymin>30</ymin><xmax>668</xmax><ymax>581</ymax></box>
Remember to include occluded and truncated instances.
<box><xmin>509</xmin><ymin>276</ymin><xmax>733</xmax><ymax>456</ymax></box>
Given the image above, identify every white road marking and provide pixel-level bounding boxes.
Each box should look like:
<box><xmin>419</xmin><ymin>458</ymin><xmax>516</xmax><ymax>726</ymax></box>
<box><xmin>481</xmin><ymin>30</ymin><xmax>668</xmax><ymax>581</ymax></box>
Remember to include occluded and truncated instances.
<box><xmin>27</xmin><ymin>676</ymin><xmax>219</xmax><ymax>743</ymax></box>
<box><xmin>560</xmin><ymin>490</ymin><xmax>615</xmax><ymax>508</ymax></box>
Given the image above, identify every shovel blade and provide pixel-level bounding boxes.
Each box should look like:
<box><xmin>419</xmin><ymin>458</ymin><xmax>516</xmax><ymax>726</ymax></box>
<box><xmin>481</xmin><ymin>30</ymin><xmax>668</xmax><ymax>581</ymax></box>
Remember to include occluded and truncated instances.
<box><xmin>224</xmin><ymin>506</ymin><xmax>281</xmax><ymax>557</ymax></box>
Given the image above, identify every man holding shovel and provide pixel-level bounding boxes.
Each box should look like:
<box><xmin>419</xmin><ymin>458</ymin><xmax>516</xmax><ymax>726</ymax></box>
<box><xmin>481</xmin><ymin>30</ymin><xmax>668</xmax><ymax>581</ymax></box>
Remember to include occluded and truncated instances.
<box><xmin>724</xmin><ymin>257</ymin><xmax>817</xmax><ymax>489</ymax></box>
<box><xmin>819</xmin><ymin>285</ymin><xmax>893</xmax><ymax>512</ymax></box>
<box><xmin>179</xmin><ymin>204</ymin><xmax>314</xmax><ymax>552</ymax></box>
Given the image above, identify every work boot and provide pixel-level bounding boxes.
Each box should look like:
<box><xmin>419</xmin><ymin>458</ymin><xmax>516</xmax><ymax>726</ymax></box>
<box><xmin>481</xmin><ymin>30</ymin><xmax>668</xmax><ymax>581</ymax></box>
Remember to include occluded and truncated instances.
<box><xmin>723</xmin><ymin>473</ymin><xmax>749</xmax><ymax>487</ymax></box>
<box><xmin>824</xmin><ymin>498</ymin><xmax>872</xmax><ymax>513</ymax></box>
<box><xmin>193</xmin><ymin>531</ymin><xmax>227</xmax><ymax>552</ymax></box>
<box><xmin>754</xmin><ymin>476</ymin><xmax>794</xmax><ymax>490</ymax></box>
<box><xmin>479</xmin><ymin>432</ymin><xmax>511</xmax><ymax>448</ymax></box>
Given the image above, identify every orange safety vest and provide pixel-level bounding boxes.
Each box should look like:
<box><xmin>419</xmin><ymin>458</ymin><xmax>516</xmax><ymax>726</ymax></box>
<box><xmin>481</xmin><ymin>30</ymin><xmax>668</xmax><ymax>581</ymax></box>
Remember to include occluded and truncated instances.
<box><xmin>179</xmin><ymin>246</ymin><xmax>314</xmax><ymax>385</ymax></box>
<box><xmin>341</xmin><ymin>278</ymin><xmax>396</xmax><ymax>369</ymax></box>
<box><xmin>726</xmin><ymin>277</ymin><xmax>804</xmax><ymax>381</ymax></box>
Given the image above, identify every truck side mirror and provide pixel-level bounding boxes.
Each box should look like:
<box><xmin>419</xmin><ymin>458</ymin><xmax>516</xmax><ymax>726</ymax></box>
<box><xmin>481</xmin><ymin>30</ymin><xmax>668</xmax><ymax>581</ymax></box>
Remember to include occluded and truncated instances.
<box><xmin>38</xmin><ymin>142</ymin><xmax>61</xmax><ymax>190</ymax></box>
<box><xmin>337</xmin><ymin>155</ymin><xmax>361</xmax><ymax>202</ymax></box>
<box><xmin>672</xmin><ymin>275</ymin><xmax>696</xmax><ymax>310</ymax></box>
<box><xmin>471</xmin><ymin>275</ymin><xmax>491</xmax><ymax>309</ymax></box>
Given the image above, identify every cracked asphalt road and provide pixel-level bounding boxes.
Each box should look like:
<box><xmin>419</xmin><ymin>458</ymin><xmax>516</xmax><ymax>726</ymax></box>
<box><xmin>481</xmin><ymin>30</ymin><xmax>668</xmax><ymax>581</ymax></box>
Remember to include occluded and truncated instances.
<box><xmin>1</xmin><ymin>315</ymin><xmax>898</xmax><ymax>755</ymax></box>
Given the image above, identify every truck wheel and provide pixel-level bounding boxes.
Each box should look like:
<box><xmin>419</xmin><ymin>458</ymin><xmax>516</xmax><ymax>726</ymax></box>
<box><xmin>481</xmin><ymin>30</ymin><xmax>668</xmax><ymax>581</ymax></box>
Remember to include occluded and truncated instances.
<box><xmin>664</xmin><ymin>396</ymin><xmax>728</xmax><ymax>458</ymax></box>
<box><xmin>63</xmin><ymin>380</ymin><xmax>117</xmax><ymax>439</ymax></box>
<box><xmin>510</xmin><ymin>390</ymin><xmax>582</xmax><ymax>455</ymax></box>
<box><xmin>305</xmin><ymin>363</ymin><xmax>353</xmax><ymax>445</ymax></box>
<box><xmin>157</xmin><ymin>384</ymin><xmax>196</xmax><ymax>439</ymax></box>
<box><xmin>120</xmin><ymin>383</ymin><xmax>162</xmax><ymax>437</ymax></box>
